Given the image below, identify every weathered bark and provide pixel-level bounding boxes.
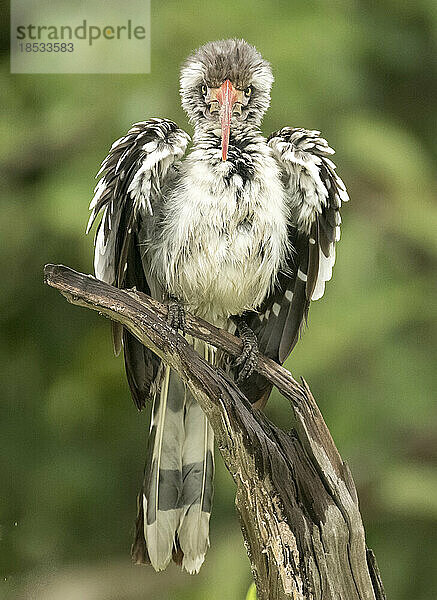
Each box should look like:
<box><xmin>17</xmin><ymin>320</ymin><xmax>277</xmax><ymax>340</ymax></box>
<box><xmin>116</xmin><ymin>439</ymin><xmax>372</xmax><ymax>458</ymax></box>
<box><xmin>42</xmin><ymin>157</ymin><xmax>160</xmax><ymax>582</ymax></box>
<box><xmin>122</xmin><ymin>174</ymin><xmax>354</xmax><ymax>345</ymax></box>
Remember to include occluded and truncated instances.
<box><xmin>44</xmin><ymin>264</ymin><xmax>386</xmax><ymax>600</ymax></box>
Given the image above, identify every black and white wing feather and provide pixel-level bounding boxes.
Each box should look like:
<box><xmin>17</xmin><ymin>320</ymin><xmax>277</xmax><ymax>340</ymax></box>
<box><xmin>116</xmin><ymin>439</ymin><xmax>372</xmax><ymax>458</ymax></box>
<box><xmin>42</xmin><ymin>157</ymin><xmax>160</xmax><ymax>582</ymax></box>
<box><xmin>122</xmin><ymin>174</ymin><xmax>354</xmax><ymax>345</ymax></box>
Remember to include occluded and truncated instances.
<box><xmin>87</xmin><ymin>119</ymin><xmax>190</xmax><ymax>409</ymax></box>
<box><xmin>243</xmin><ymin>128</ymin><xmax>348</xmax><ymax>402</ymax></box>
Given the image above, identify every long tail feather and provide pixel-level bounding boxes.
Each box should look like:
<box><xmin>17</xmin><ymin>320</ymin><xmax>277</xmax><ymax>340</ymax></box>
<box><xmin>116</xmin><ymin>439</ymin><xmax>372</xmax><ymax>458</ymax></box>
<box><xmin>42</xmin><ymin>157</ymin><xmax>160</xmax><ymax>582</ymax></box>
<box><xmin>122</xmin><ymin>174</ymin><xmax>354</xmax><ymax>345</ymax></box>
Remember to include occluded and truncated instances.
<box><xmin>143</xmin><ymin>365</ymin><xmax>185</xmax><ymax>570</ymax></box>
<box><xmin>178</xmin><ymin>343</ymin><xmax>215</xmax><ymax>573</ymax></box>
<box><xmin>178</xmin><ymin>399</ymin><xmax>214</xmax><ymax>573</ymax></box>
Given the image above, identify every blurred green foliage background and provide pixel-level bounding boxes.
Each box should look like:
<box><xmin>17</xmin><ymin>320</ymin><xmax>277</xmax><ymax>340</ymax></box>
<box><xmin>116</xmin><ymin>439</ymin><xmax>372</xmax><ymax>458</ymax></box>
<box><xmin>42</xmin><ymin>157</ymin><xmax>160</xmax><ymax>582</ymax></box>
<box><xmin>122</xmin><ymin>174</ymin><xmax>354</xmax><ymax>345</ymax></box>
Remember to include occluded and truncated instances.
<box><xmin>1</xmin><ymin>1</ymin><xmax>437</xmax><ymax>598</ymax></box>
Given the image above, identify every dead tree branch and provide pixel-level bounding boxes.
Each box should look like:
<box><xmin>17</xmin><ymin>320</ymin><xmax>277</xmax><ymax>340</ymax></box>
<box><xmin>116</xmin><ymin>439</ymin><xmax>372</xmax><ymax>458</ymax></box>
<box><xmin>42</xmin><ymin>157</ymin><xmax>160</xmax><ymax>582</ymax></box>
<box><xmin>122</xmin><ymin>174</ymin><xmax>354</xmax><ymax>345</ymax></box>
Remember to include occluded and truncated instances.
<box><xmin>44</xmin><ymin>264</ymin><xmax>385</xmax><ymax>600</ymax></box>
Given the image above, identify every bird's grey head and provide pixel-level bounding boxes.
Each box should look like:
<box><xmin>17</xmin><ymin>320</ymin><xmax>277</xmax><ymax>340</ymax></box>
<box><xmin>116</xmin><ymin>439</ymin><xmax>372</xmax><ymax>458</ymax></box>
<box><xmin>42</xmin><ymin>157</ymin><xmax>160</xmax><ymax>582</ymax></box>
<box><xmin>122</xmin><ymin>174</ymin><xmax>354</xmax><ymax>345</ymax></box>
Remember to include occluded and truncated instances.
<box><xmin>180</xmin><ymin>39</ymin><xmax>274</xmax><ymax>160</ymax></box>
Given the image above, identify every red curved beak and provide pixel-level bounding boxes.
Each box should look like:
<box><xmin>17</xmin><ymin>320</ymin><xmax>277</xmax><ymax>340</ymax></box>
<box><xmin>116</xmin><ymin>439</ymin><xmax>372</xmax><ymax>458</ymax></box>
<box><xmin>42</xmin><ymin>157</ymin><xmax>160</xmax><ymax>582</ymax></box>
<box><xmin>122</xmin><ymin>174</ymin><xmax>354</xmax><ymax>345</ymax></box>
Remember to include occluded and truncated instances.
<box><xmin>216</xmin><ymin>79</ymin><xmax>238</xmax><ymax>161</ymax></box>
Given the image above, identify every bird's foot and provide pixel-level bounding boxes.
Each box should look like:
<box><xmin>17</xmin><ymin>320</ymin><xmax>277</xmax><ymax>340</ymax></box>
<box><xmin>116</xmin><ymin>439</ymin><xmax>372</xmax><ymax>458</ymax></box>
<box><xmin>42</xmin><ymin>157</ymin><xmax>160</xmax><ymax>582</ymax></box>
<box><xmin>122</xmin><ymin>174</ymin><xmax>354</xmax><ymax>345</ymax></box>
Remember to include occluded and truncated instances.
<box><xmin>234</xmin><ymin>320</ymin><xmax>258</xmax><ymax>383</ymax></box>
<box><xmin>166</xmin><ymin>298</ymin><xmax>186</xmax><ymax>333</ymax></box>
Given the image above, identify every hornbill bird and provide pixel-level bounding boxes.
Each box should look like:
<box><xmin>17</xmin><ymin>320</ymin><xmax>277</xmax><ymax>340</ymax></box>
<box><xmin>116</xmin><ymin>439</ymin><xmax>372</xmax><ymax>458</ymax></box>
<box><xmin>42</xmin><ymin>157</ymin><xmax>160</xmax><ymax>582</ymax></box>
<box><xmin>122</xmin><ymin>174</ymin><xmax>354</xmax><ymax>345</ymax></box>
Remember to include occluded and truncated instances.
<box><xmin>87</xmin><ymin>39</ymin><xmax>349</xmax><ymax>574</ymax></box>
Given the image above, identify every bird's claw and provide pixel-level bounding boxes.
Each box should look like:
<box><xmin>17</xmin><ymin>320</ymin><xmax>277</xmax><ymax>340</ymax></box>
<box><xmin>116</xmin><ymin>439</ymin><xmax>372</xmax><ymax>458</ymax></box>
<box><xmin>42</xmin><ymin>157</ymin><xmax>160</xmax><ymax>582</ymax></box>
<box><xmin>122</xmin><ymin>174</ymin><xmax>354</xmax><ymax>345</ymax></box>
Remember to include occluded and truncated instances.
<box><xmin>167</xmin><ymin>299</ymin><xmax>186</xmax><ymax>333</ymax></box>
<box><xmin>234</xmin><ymin>321</ymin><xmax>258</xmax><ymax>383</ymax></box>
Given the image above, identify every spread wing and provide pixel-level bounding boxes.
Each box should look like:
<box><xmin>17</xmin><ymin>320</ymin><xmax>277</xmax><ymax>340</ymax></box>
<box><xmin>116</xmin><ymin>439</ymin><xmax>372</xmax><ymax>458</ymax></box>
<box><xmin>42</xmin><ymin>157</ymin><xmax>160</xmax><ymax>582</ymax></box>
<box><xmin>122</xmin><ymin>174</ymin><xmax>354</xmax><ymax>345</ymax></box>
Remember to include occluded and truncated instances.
<box><xmin>242</xmin><ymin>128</ymin><xmax>349</xmax><ymax>404</ymax></box>
<box><xmin>87</xmin><ymin>119</ymin><xmax>190</xmax><ymax>409</ymax></box>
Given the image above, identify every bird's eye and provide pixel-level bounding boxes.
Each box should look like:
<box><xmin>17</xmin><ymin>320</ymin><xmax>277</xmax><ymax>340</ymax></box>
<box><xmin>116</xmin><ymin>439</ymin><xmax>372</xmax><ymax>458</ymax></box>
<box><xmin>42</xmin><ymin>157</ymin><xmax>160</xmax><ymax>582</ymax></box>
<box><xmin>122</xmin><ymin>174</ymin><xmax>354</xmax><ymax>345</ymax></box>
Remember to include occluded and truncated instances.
<box><xmin>201</xmin><ymin>84</ymin><xmax>208</xmax><ymax>96</ymax></box>
<box><xmin>244</xmin><ymin>86</ymin><xmax>253</xmax><ymax>98</ymax></box>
